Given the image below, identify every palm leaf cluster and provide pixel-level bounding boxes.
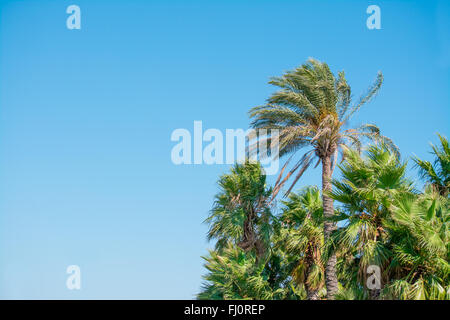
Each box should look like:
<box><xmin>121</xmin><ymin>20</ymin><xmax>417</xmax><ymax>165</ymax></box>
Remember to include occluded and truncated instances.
<box><xmin>331</xmin><ymin>144</ymin><xmax>449</xmax><ymax>300</ymax></box>
<box><xmin>413</xmin><ymin>134</ymin><xmax>449</xmax><ymax>196</ymax></box>
<box><xmin>384</xmin><ymin>191</ymin><xmax>449</xmax><ymax>299</ymax></box>
<box><xmin>198</xmin><ymin>245</ymin><xmax>286</xmax><ymax>300</ymax></box>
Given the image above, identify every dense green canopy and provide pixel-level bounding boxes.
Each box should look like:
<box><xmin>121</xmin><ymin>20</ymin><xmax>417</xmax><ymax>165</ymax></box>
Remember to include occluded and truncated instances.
<box><xmin>198</xmin><ymin>139</ymin><xmax>449</xmax><ymax>300</ymax></box>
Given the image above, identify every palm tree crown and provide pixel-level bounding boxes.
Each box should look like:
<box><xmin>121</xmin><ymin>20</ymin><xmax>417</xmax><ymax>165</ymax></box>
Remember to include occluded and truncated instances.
<box><xmin>249</xmin><ymin>58</ymin><xmax>396</xmax><ymax>198</ymax></box>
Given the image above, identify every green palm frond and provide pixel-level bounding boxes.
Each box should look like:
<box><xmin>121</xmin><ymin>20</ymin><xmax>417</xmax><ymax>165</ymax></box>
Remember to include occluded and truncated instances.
<box><xmin>413</xmin><ymin>134</ymin><xmax>449</xmax><ymax>196</ymax></box>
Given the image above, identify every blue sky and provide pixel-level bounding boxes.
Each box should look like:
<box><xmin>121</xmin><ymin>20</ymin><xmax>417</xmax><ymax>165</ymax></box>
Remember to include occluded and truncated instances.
<box><xmin>0</xmin><ymin>0</ymin><xmax>448</xmax><ymax>299</ymax></box>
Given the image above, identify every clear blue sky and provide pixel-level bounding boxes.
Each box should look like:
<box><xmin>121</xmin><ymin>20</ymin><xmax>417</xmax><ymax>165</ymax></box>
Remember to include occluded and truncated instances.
<box><xmin>0</xmin><ymin>0</ymin><xmax>448</xmax><ymax>299</ymax></box>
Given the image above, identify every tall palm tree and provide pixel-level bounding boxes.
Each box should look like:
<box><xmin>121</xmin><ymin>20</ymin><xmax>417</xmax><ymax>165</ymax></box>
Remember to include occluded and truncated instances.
<box><xmin>249</xmin><ymin>58</ymin><xmax>397</xmax><ymax>299</ymax></box>
<box><xmin>413</xmin><ymin>134</ymin><xmax>449</xmax><ymax>197</ymax></box>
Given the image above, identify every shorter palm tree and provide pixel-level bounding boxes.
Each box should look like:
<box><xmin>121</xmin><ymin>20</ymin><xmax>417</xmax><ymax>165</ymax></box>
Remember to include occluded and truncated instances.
<box><xmin>383</xmin><ymin>190</ymin><xmax>449</xmax><ymax>299</ymax></box>
<box><xmin>198</xmin><ymin>245</ymin><xmax>285</xmax><ymax>300</ymax></box>
<box><xmin>329</xmin><ymin>144</ymin><xmax>413</xmax><ymax>299</ymax></box>
<box><xmin>277</xmin><ymin>187</ymin><xmax>327</xmax><ymax>300</ymax></box>
<box><xmin>200</xmin><ymin>162</ymin><xmax>300</xmax><ymax>300</ymax></box>
<box><xmin>205</xmin><ymin>162</ymin><xmax>273</xmax><ymax>260</ymax></box>
<box><xmin>330</xmin><ymin>144</ymin><xmax>449</xmax><ymax>300</ymax></box>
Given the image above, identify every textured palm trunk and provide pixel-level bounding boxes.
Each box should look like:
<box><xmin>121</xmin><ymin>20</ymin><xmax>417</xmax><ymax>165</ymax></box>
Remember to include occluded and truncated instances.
<box><xmin>306</xmin><ymin>287</ymin><xmax>319</xmax><ymax>300</ymax></box>
<box><xmin>322</xmin><ymin>155</ymin><xmax>338</xmax><ymax>300</ymax></box>
<box><xmin>305</xmin><ymin>247</ymin><xmax>320</xmax><ymax>300</ymax></box>
<box><xmin>369</xmin><ymin>289</ymin><xmax>381</xmax><ymax>300</ymax></box>
<box><xmin>238</xmin><ymin>210</ymin><xmax>266</xmax><ymax>263</ymax></box>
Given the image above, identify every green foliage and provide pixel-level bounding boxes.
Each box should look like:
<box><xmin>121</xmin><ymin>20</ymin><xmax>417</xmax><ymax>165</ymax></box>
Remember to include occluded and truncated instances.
<box><xmin>276</xmin><ymin>187</ymin><xmax>326</xmax><ymax>299</ymax></box>
<box><xmin>205</xmin><ymin>161</ymin><xmax>273</xmax><ymax>254</ymax></box>
<box><xmin>383</xmin><ymin>190</ymin><xmax>449</xmax><ymax>299</ymax></box>
<box><xmin>413</xmin><ymin>134</ymin><xmax>450</xmax><ymax>196</ymax></box>
<box><xmin>199</xmin><ymin>141</ymin><xmax>449</xmax><ymax>300</ymax></box>
<box><xmin>330</xmin><ymin>144</ymin><xmax>449</xmax><ymax>300</ymax></box>
<box><xmin>199</xmin><ymin>162</ymin><xmax>296</xmax><ymax>300</ymax></box>
<box><xmin>198</xmin><ymin>245</ymin><xmax>286</xmax><ymax>300</ymax></box>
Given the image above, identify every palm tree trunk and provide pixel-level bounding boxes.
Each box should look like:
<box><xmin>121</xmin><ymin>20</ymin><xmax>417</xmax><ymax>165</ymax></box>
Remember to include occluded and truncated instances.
<box><xmin>306</xmin><ymin>287</ymin><xmax>319</xmax><ymax>300</ymax></box>
<box><xmin>305</xmin><ymin>265</ymin><xmax>319</xmax><ymax>300</ymax></box>
<box><xmin>369</xmin><ymin>289</ymin><xmax>381</xmax><ymax>300</ymax></box>
<box><xmin>322</xmin><ymin>155</ymin><xmax>338</xmax><ymax>299</ymax></box>
<box><xmin>305</xmin><ymin>248</ymin><xmax>320</xmax><ymax>300</ymax></box>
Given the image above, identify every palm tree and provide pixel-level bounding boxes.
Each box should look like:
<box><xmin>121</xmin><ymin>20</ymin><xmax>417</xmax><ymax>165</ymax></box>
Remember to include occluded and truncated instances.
<box><xmin>200</xmin><ymin>162</ymin><xmax>295</xmax><ymax>300</ymax></box>
<box><xmin>413</xmin><ymin>134</ymin><xmax>449</xmax><ymax>197</ymax></box>
<box><xmin>277</xmin><ymin>187</ymin><xmax>326</xmax><ymax>300</ymax></box>
<box><xmin>198</xmin><ymin>244</ymin><xmax>285</xmax><ymax>300</ymax></box>
<box><xmin>330</xmin><ymin>144</ymin><xmax>412</xmax><ymax>299</ymax></box>
<box><xmin>384</xmin><ymin>190</ymin><xmax>449</xmax><ymax>299</ymax></box>
<box><xmin>205</xmin><ymin>162</ymin><xmax>273</xmax><ymax>261</ymax></box>
<box><xmin>249</xmin><ymin>58</ymin><xmax>396</xmax><ymax>298</ymax></box>
<box><xmin>330</xmin><ymin>144</ymin><xmax>449</xmax><ymax>300</ymax></box>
